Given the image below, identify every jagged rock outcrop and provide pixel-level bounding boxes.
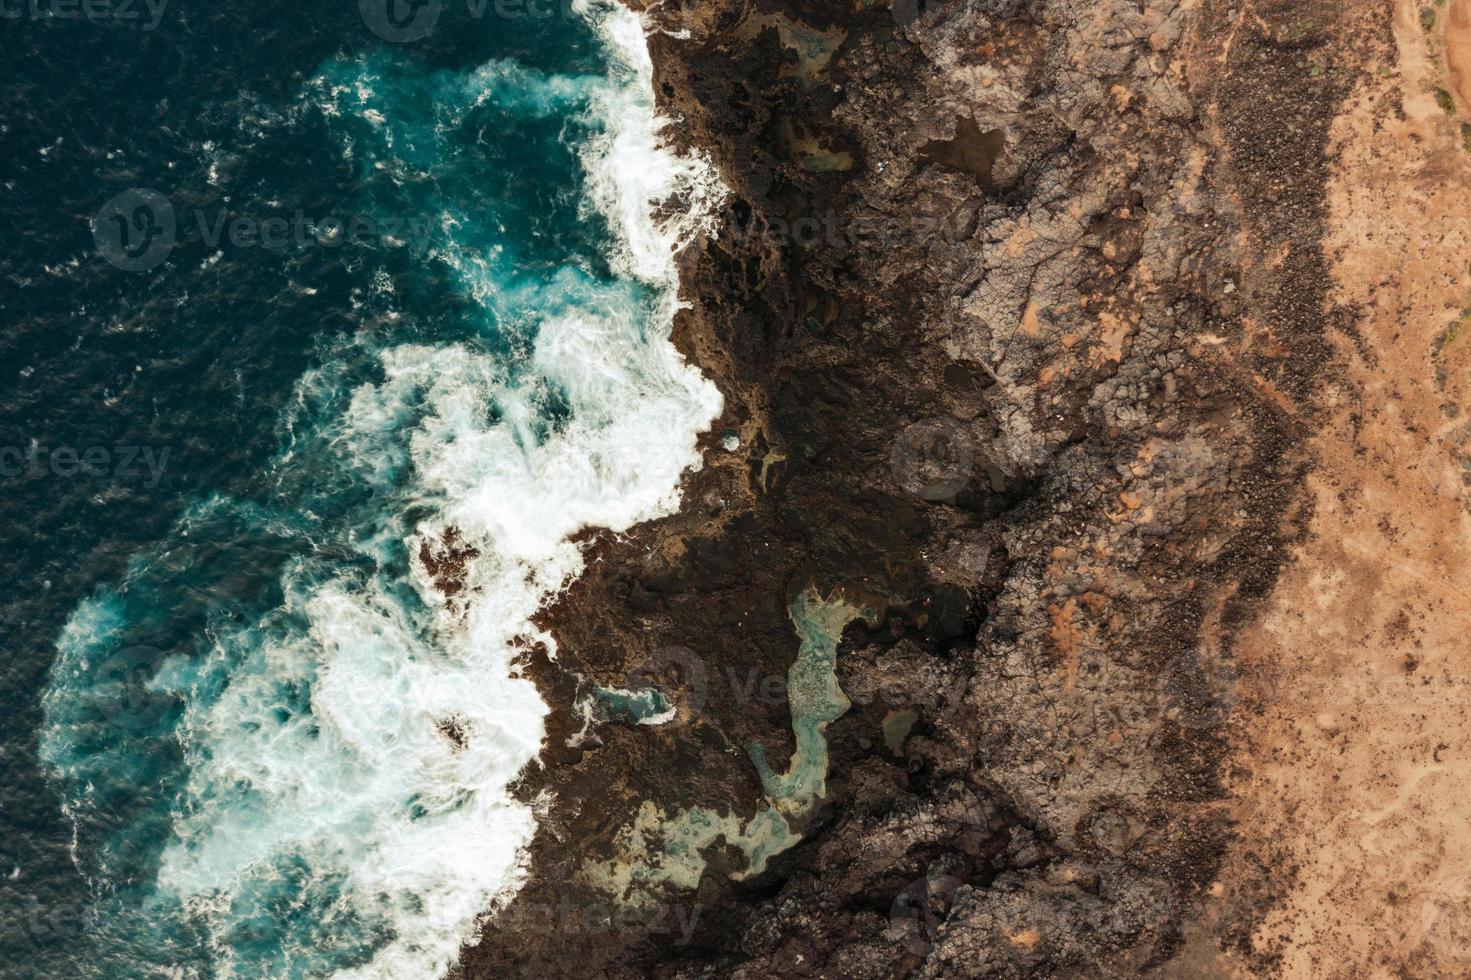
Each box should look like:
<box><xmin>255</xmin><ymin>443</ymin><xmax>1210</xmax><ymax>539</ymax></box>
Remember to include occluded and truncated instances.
<box><xmin>461</xmin><ymin>0</ymin><xmax>1391</xmax><ymax>976</ymax></box>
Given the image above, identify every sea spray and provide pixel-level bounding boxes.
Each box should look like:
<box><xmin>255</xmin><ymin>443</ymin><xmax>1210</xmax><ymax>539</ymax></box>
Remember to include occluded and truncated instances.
<box><xmin>581</xmin><ymin>2</ymin><xmax>725</xmax><ymax>283</ymax></box>
<box><xmin>38</xmin><ymin>2</ymin><xmax>723</xmax><ymax>976</ymax></box>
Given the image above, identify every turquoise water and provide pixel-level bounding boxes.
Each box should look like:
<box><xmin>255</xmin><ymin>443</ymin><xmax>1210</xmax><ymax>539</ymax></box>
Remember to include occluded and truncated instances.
<box><xmin>747</xmin><ymin>590</ymin><xmax>867</xmax><ymax>813</ymax></box>
<box><xmin>587</xmin><ymin>591</ymin><xmax>868</xmax><ymax>903</ymax></box>
<box><xmin>593</xmin><ymin>684</ymin><xmax>676</xmax><ymax>724</ymax></box>
<box><xmin>8</xmin><ymin>3</ymin><xmax>720</xmax><ymax>977</ymax></box>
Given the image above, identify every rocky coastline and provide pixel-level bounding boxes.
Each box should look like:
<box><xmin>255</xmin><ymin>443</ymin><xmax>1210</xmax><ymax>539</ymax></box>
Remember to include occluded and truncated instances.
<box><xmin>460</xmin><ymin>1</ymin><xmax>1397</xmax><ymax>976</ymax></box>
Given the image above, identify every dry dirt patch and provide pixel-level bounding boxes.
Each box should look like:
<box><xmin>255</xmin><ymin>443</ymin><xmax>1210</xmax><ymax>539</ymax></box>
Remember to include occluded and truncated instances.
<box><xmin>1215</xmin><ymin>2</ymin><xmax>1471</xmax><ymax>976</ymax></box>
<box><xmin>1445</xmin><ymin>0</ymin><xmax>1471</xmax><ymax>109</ymax></box>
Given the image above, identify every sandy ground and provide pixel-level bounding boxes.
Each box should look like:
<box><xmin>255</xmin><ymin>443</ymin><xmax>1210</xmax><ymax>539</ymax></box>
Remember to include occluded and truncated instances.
<box><xmin>1446</xmin><ymin>0</ymin><xmax>1471</xmax><ymax>109</ymax></box>
<box><xmin>1213</xmin><ymin>2</ymin><xmax>1471</xmax><ymax>976</ymax></box>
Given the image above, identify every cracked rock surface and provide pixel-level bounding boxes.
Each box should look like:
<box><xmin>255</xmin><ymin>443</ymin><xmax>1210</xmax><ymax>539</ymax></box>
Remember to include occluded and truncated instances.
<box><xmin>460</xmin><ymin>0</ymin><xmax>1406</xmax><ymax>976</ymax></box>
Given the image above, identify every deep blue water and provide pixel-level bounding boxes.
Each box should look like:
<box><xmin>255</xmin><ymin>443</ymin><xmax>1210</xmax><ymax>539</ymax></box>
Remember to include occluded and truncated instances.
<box><xmin>0</xmin><ymin>2</ymin><xmax>719</xmax><ymax>976</ymax></box>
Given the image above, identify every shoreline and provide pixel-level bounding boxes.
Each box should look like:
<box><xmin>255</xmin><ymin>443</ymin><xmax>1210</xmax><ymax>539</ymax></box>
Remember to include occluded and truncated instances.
<box><xmin>463</xmin><ymin>1</ymin><xmax>1411</xmax><ymax>977</ymax></box>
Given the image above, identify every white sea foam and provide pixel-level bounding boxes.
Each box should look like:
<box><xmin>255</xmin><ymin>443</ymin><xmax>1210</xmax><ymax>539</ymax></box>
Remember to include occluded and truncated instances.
<box><xmin>582</xmin><ymin>2</ymin><xmax>725</xmax><ymax>283</ymax></box>
<box><xmin>147</xmin><ymin>563</ymin><xmax>544</xmax><ymax>980</ymax></box>
<box><xmin>328</xmin><ymin>14</ymin><xmax>725</xmax><ymax>953</ymax></box>
<box><xmin>41</xmin><ymin>4</ymin><xmax>724</xmax><ymax>979</ymax></box>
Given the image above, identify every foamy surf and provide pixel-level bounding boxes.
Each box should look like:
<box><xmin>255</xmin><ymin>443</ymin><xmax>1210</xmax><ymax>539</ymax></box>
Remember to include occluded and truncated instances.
<box><xmin>583</xmin><ymin>2</ymin><xmax>725</xmax><ymax>283</ymax></box>
<box><xmin>38</xmin><ymin>3</ymin><xmax>723</xmax><ymax>977</ymax></box>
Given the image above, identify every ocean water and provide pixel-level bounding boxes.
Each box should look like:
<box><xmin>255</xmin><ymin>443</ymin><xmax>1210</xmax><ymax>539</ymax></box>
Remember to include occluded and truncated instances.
<box><xmin>0</xmin><ymin>2</ymin><xmax>720</xmax><ymax>977</ymax></box>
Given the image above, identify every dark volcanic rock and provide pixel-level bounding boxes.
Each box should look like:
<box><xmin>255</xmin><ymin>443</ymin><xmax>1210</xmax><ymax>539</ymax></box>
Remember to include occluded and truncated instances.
<box><xmin>460</xmin><ymin>0</ymin><xmax>1391</xmax><ymax>977</ymax></box>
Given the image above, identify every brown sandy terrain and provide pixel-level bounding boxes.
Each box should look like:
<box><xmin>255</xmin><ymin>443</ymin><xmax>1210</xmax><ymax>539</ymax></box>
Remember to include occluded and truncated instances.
<box><xmin>1446</xmin><ymin>0</ymin><xmax>1471</xmax><ymax>109</ymax></box>
<box><xmin>1215</xmin><ymin>2</ymin><xmax>1471</xmax><ymax>976</ymax></box>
